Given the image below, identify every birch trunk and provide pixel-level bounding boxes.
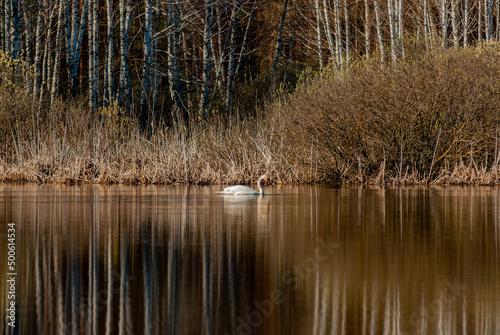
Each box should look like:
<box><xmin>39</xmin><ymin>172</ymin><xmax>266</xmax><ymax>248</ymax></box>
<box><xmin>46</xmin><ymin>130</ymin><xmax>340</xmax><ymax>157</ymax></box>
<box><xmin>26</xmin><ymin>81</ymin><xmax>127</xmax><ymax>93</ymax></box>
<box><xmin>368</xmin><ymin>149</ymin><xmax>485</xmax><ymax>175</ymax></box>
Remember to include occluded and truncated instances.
<box><xmin>321</xmin><ymin>0</ymin><xmax>336</xmax><ymax>65</ymax></box>
<box><xmin>440</xmin><ymin>0</ymin><xmax>448</xmax><ymax>48</ymax></box>
<box><xmin>343</xmin><ymin>0</ymin><xmax>350</xmax><ymax>66</ymax></box>
<box><xmin>200</xmin><ymin>0</ymin><xmax>213</xmax><ymax>118</ymax></box>
<box><xmin>333</xmin><ymin>0</ymin><xmax>343</xmax><ymax>67</ymax></box>
<box><xmin>4</xmin><ymin>0</ymin><xmax>11</xmax><ymax>53</ymax></box>
<box><xmin>496</xmin><ymin>0</ymin><xmax>500</xmax><ymax>40</ymax></box>
<box><xmin>478</xmin><ymin>0</ymin><xmax>482</xmax><ymax>41</ymax></box>
<box><xmin>67</xmin><ymin>0</ymin><xmax>89</xmax><ymax>97</ymax></box>
<box><xmin>141</xmin><ymin>0</ymin><xmax>153</xmax><ymax>127</ymax></box>
<box><xmin>451</xmin><ymin>0</ymin><xmax>458</xmax><ymax>47</ymax></box>
<box><xmin>388</xmin><ymin>0</ymin><xmax>397</xmax><ymax>64</ymax></box>
<box><xmin>88</xmin><ymin>0</ymin><xmax>99</xmax><ymax>110</ymax></box>
<box><xmin>104</xmin><ymin>0</ymin><xmax>114</xmax><ymax>105</ymax></box>
<box><xmin>486</xmin><ymin>0</ymin><xmax>493</xmax><ymax>40</ymax></box>
<box><xmin>225</xmin><ymin>0</ymin><xmax>239</xmax><ymax>117</ymax></box>
<box><xmin>373</xmin><ymin>0</ymin><xmax>385</xmax><ymax>63</ymax></box>
<box><xmin>364</xmin><ymin>0</ymin><xmax>370</xmax><ymax>58</ymax></box>
<box><xmin>119</xmin><ymin>0</ymin><xmax>133</xmax><ymax>113</ymax></box>
<box><xmin>40</xmin><ymin>6</ymin><xmax>55</xmax><ymax>107</ymax></box>
<box><xmin>50</xmin><ymin>0</ymin><xmax>65</xmax><ymax>105</ymax></box>
<box><xmin>314</xmin><ymin>0</ymin><xmax>324</xmax><ymax>68</ymax></box>
<box><xmin>33</xmin><ymin>0</ymin><xmax>44</xmax><ymax>98</ymax></box>
<box><xmin>463</xmin><ymin>0</ymin><xmax>469</xmax><ymax>46</ymax></box>
<box><xmin>424</xmin><ymin>0</ymin><xmax>429</xmax><ymax>49</ymax></box>
<box><xmin>167</xmin><ymin>2</ymin><xmax>187</xmax><ymax>124</ymax></box>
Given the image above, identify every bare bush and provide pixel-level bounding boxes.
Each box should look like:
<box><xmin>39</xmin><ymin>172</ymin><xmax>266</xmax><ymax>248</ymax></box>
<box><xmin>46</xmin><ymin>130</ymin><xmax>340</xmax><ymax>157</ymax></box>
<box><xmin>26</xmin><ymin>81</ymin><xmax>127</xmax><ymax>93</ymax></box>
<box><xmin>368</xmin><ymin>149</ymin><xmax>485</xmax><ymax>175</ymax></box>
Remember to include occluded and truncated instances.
<box><xmin>277</xmin><ymin>42</ymin><xmax>500</xmax><ymax>184</ymax></box>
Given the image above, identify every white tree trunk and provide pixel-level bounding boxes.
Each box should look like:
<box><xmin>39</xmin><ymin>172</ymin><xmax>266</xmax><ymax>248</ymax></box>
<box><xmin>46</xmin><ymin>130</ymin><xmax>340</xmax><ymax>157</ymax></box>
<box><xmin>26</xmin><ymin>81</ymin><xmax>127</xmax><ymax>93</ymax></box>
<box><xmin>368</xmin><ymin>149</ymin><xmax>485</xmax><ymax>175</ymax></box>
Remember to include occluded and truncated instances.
<box><xmin>343</xmin><ymin>0</ymin><xmax>350</xmax><ymax>66</ymax></box>
<box><xmin>388</xmin><ymin>0</ymin><xmax>397</xmax><ymax>63</ymax></box>
<box><xmin>451</xmin><ymin>0</ymin><xmax>458</xmax><ymax>47</ymax></box>
<box><xmin>373</xmin><ymin>0</ymin><xmax>385</xmax><ymax>63</ymax></box>
<box><xmin>315</xmin><ymin>0</ymin><xmax>324</xmax><ymax>68</ymax></box>
<box><xmin>333</xmin><ymin>0</ymin><xmax>343</xmax><ymax>66</ymax></box>
<box><xmin>478</xmin><ymin>0</ymin><xmax>482</xmax><ymax>41</ymax></box>
<box><xmin>104</xmin><ymin>0</ymin><xmax>114</xmax><ymax>105</ymax></box>
<box><xmin>33</xmin><ymin>0</ymin><xmax>44</xmax><ymax>98</ymax></box>
<box><xmin>364</xmin><ymin>0</ymin><xmax>370</xmax><ymax>58</ymax></box>
<box><xmin>486</xmin><ymin>0</ymin><xmax>493</xmax><ymax>41</ymax></box>
<box><xmin>141</xmin><ymin>0</ymin><xmax>153</xmax><ymax>126</ymax></box>
<box><xmin>88</xmin><ymin>0</ymin><xmax>99</xmax><ymax>110</ymax></box>
<box><xmin>321</xmin><ymin>0</ymin><xmax>336</xmax><ymax>65</ymax></box>
<box><xmin>440</xmin><ymin>0</ymin><xmax>448</xmax><ymax>48</ymax></box>
<box><xmin>10</xmin><ymin>0</ymin><xmax>20</xmax><ymax>58</ymax></box>
<box><xmin>463</xmin><ymin>0</ymin><xmax>469</xmax><ymax>46</ymax></box>
<box><xmin>200</xmin><ymin>0</ymin><xmax>213</xmax><ymax>118</ymax></box>
<box><xmin>119</xmin><ymin>0</ymin><xmax>133</xmax><ymax>113</ymax></box>
<box><xmin>50</xmin><ymin>0</ymin><xmax>65</xmax><ymax>106</ymax></box>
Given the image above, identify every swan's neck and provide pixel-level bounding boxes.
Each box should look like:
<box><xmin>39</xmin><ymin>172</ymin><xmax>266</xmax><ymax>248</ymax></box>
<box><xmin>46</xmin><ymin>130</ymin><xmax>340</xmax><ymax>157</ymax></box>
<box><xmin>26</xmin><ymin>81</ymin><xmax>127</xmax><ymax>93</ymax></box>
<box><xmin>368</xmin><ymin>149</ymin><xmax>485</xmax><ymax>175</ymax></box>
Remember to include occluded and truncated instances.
<box><xmin>257</xmin><ymin>179</ymin><xmax>264</xmax><ymax>195</ymax></box>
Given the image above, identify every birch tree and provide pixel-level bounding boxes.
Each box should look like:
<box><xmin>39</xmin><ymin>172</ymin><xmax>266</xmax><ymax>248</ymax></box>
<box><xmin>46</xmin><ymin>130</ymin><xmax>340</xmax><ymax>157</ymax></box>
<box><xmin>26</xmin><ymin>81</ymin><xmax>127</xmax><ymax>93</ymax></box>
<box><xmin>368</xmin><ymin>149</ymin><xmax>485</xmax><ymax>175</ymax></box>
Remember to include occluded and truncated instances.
<box><xmin>451</xmin><ymin>0</ymin><xmax>458</xmax><ymax>47</ymax></box>
<box><xmin>104</xmin><ymin>0</ymin><xmax>115</xmax><ymax>105</ymax></box>
<box><xmin>364</xmin><ymin>0</ymin><xmax>370</xmax><ymax>58</ymax></box>
<box><xmin>374</xmin><ymin>0</ymin><xmax>385</xmax><ymax>63</ymax></box>
<box><xmin>333</xmin><ymin>0</ymin><xmax>343</xmax><ymax>67</ymax></box>
<box><xmin>141</xmin><ymin>0</ymin><xmax>154</xmax><ymax>127</ymax></box>
<box><xmin>314</xmin><ymin>0</ymin><xmax>324</xmax><ymax>68</ymax></box>
<box><xmin>50</xmin><ymin>0</ymin><xmax>65</xmax><ymax>105</ymax></box>
<box><xmin>440</xmin><ymin>0</ymin><xmax>448</xmax><ymax>48</ymax></box>
<box><xmin>463</xmin><ymin>0</ymin><xmax>469</xmax><ymax>46</ymax></box>
<box><xmin>67</xmin><ymin>0</ymin><xmax>89</xmax><ymax>97</ymax></box>
<box><xmin>200</xmin><ymin>0</ymin><xmax>213</xmax><ymax>118</ymax></box>
<box><xmin>344</xmin><ymin>0</ymin><xmax>350</xmax><ymax>65</ymax></box>
<box><xmin>167</xmin><ymin>1</ymin><xmax>187</xmax><ymax>124</ymax></box>
<box><xmin>225</xmin><ymin>0</ymin><xmax>240</xmax><ymax>116</ymax></box>
<box><xmin>321</xmin><ymin>0</ymin><xmax>336</xmax><ymax>65</ymax></box>
<box><xmin>88</xmin><ymin>0</ymin><xmax>99</xmax><ymax>110</ymax></box>
<box><xmin>119</xmin><ymin>0</ymin><xmax>134</xmax><ymax>113</ymax></box>
<box><xmin>33</xmin><ymin>0</ymin><xmax>45</xmax><ymax>98</ymax></box>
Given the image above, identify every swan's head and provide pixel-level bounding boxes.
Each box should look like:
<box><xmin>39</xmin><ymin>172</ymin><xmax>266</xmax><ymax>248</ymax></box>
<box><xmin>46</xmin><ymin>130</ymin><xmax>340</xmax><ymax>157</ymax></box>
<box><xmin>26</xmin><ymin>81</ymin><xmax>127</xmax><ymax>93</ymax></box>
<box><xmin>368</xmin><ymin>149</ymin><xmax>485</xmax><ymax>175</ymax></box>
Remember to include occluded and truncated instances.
<box><xmin>259</xmin><ymin>174</ymin><xmax>271</xmax><ymax>185</ymax></box>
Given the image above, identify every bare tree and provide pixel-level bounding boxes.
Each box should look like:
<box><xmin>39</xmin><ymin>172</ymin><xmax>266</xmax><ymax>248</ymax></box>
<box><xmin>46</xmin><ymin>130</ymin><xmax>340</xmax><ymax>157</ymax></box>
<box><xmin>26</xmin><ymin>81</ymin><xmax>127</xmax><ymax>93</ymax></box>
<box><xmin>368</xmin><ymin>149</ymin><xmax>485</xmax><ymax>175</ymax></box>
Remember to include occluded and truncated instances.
<box><xmin>373</xmin><ymin>0</ymin><xmax>385</xmax><ymax>63</ymax></box>
<box><xmin>119</xmin><ymin>0</ymin><xmax>134</xmax><ymax>113</ymax></box>
<box><xmin>464</xmin><ymin>0</ymin><xmax>470</xmax><ymax>46</ymax></box>
<box><xmin>200</xmin><ymin>0</ymin><xmax>214</xmax><ymax>118</ymax></box>
<box><xmin>364</xmin><ymin>0</ymin><xmax>370</xmax><ymax>58</ymax></box>
<box><xmin>141</xmin><ymin>0</ymin><xmax>154</xmax><ymax>127</ymax></box>
<box><xmin>50</xmin><ymin>0</ymin><xmax>65</xmax><ymax>105</ymax></box>
<box><xmin>104</xmin><ymin>0</ymin><xmax>115</xmax><ymax>105</ymax></box>
<box><xmin>273</xmin><ymin>0</ymin><xmax>289</xmax><ymax>71</ymax></box>
<box><xmin>33</xmin><ymin>0</ymin><xmax>45</xmax><ymax>98</ymax></box>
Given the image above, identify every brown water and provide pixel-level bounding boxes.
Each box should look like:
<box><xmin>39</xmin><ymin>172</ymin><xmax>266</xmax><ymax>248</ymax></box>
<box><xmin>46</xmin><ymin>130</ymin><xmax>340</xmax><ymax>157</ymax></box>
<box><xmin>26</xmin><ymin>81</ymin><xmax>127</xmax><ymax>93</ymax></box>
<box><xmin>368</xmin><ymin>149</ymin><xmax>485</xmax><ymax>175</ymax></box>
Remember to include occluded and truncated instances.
<box><xmin>1</xmin><ymin>184</ymin><xmax>500</xmax><ymax>335</ymax></box>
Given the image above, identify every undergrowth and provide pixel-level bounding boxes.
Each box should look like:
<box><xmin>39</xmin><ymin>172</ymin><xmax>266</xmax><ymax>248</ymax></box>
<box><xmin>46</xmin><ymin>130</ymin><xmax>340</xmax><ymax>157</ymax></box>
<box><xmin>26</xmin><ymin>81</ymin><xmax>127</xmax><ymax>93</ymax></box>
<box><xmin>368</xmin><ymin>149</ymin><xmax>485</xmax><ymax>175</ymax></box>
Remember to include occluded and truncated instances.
<box><xmin>2</xmin><ymin>44</ymin><xmax>500</xmax><ymax>185</ymax></box>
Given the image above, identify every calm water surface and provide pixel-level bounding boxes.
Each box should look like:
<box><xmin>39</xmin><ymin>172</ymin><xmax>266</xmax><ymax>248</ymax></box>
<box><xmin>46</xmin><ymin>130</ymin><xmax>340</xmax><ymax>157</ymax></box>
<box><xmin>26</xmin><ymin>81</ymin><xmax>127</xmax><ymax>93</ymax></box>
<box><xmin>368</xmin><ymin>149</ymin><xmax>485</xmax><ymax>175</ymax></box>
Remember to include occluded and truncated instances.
<box><xmin>1</xmin><ymin>184</ymin><xmax>500</xmax><ymax>334</ymax></box>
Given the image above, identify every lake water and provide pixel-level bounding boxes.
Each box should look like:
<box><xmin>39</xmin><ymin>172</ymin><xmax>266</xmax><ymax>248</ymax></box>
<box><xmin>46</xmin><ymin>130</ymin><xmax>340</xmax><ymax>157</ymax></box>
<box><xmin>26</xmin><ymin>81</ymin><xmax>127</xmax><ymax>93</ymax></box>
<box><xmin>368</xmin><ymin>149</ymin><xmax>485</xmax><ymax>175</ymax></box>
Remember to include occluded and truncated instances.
<box><xmin>1</xmin><ymin>184</ymin><xmax>499</xmax><ymax>334</ymax></box>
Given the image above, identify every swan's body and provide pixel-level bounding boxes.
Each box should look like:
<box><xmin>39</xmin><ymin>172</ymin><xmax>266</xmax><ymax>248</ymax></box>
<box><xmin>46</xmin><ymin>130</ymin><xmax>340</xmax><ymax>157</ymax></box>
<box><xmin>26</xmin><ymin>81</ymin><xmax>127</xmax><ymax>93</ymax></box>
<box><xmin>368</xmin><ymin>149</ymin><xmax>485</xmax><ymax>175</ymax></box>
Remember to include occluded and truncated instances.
<box><xmin>217</xmin><ymin>175</ymin><xmax>271</xmax><ymax>195</ymax></box>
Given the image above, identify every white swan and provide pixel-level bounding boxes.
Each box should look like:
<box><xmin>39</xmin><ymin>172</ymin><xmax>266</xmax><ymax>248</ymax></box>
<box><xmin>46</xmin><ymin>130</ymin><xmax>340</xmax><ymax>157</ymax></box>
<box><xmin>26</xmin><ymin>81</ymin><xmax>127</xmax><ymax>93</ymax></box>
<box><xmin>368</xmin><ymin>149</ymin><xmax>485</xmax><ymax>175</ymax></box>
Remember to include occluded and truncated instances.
<box><xmin>217</xmin><ymin>175</ymin><xmax>271</xmax><ymax>195</ymax></box>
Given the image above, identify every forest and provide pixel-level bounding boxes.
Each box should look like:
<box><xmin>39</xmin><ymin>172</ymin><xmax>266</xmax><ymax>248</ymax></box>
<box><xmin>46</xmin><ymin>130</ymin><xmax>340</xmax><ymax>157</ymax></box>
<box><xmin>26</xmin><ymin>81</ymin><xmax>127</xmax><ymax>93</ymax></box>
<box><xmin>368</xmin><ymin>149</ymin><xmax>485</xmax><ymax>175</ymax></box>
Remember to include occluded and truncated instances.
<box><xmin>1</xmin><ymin>0</ymin><xmax>500</xmax><ymax>184</ymax></box>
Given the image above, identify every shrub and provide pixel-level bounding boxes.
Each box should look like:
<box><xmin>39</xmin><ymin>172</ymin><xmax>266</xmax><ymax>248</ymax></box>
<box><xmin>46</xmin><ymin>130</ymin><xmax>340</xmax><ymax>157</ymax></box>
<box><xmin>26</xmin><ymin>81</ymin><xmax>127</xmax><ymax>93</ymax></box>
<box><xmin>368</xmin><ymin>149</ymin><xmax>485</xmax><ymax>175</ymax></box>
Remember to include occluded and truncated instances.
<box><xmin>275</xmin><ymin>42</ymin><xmax>500</xmax><ymax>183</ymax></box>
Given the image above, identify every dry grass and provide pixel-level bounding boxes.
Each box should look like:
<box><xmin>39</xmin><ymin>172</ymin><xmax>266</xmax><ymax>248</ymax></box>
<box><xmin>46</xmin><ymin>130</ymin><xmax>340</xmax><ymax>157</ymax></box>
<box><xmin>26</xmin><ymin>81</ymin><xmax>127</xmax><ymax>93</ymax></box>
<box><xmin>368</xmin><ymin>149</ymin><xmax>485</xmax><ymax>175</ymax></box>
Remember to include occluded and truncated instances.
<box><xmin>0</xmin><ymin>101</ymin><xmax>310</xmax><ymax>184</ymax></box>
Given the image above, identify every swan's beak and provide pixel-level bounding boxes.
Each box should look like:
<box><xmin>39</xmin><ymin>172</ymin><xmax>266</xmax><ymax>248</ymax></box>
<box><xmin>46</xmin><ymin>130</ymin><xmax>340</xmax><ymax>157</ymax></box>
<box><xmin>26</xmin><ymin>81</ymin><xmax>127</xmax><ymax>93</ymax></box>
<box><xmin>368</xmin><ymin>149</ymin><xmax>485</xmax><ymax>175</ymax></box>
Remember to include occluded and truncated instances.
<box><xmin>266</xmin><ymin>179</ymin><xmax>271</xmax><ymax>185</ymax></box>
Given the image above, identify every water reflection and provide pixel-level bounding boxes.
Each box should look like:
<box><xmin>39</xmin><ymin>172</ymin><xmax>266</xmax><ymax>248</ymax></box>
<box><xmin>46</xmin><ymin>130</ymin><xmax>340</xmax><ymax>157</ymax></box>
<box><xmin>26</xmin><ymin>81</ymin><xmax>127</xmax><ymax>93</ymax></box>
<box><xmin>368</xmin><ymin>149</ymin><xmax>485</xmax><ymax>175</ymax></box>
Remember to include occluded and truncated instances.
<box><xmin>0</xmin><ymin>185</ymin><xmax>499</xmax><ymax>334</ymax></box>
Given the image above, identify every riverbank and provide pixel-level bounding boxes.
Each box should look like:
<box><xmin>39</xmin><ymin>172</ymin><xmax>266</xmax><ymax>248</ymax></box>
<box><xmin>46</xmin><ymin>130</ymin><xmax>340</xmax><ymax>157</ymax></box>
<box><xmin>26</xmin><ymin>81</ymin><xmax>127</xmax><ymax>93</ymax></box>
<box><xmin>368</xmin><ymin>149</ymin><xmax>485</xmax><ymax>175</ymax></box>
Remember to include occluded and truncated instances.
<box><xmin>2</xmin><ymin>43</ymin><xmax>500</xmax><ymax>185</ymax></box>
